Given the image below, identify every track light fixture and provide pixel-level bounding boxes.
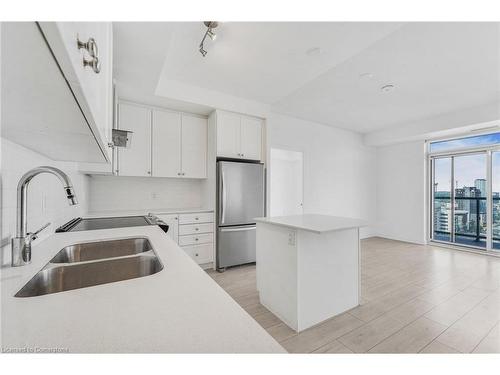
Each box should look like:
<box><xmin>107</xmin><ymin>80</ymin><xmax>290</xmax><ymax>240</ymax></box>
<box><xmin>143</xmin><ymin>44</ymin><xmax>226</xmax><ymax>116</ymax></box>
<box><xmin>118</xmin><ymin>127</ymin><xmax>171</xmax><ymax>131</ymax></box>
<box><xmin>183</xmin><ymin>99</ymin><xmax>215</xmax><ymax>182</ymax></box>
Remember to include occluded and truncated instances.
<box><xmin>199</xmin><ymin>21</ymin><xmax>218</xmax><ymax>57</ymax></box>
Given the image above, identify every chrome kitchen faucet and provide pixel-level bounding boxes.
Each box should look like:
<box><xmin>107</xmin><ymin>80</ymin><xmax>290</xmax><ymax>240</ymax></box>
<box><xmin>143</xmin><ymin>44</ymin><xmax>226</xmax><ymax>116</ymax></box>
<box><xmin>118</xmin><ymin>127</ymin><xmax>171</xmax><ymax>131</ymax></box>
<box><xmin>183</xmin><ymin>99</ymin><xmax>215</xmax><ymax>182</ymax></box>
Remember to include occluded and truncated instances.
<box><xmin>11</xmin><ymin>166</ymin><xmax>78</xmax><ymax>267</ymax></box>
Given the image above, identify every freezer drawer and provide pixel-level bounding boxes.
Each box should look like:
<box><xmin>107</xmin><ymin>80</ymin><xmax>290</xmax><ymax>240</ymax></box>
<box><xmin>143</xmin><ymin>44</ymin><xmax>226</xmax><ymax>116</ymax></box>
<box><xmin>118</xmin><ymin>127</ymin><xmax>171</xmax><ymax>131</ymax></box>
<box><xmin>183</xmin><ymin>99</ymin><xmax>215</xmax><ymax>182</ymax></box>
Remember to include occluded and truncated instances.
<box><xmin>217</xmin><ymin>225</ymin><xmax>256</xmax><ymax>269</ymax></box>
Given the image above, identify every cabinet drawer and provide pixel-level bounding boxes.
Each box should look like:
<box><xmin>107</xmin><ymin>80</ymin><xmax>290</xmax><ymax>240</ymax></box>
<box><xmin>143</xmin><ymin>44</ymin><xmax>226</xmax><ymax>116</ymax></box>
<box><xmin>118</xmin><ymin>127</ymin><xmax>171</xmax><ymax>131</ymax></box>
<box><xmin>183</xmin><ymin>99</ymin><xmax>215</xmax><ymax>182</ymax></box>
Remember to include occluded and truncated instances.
<box><xmin>179</xmin><ymin>233</ymin><xmax>214</xmax><ymax>246</ymax></box>
<box><xmin>179</xmin><ymin>212</ymin><xmax>213</xmax><ymax>224</ymax></box>
<box><xmin>182</xmin><ymin>243</ymin><xmax>213</xmax><ymax>264</ymax></box>
<box><xmin>179</xmin><ymin>223</ymin><xmax>213</xmax><ymax>236</ymax></box>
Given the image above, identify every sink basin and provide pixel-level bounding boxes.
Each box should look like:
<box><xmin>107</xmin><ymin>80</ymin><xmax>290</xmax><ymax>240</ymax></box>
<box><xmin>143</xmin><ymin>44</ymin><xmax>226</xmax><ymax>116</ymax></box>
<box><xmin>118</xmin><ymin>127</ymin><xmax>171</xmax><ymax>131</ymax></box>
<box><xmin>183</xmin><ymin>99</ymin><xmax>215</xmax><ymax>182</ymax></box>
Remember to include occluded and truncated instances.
<box><xmin>15</xmin><ymin>237</ymin><xmax>163</xmax><ymax>298</ymax></box>
<box><xmin>15</xmin><ymin>253</ymin><xmax>163</xmax><ymax>297</ymax></box>
<box><xmin>50</xmin><ymin>237</ymin><xmax>152</xmax><ymax>263</ymax></box>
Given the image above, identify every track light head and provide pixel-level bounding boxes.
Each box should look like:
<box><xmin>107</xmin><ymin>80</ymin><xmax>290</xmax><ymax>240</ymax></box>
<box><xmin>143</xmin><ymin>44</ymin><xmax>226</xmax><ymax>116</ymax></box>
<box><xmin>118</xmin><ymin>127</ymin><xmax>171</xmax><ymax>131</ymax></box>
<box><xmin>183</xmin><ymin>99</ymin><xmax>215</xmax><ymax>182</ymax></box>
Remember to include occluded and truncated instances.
<box><xmin>199</xmin><ymin>21</ymin><xmax>219</xmax><ymax>57</ymax></box>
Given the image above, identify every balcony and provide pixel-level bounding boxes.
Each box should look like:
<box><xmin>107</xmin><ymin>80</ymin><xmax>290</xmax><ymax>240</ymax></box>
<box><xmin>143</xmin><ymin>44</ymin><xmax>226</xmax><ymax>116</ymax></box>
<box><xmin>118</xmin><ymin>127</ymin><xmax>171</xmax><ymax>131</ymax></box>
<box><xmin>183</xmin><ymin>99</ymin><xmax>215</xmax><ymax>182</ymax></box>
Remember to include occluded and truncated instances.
<box><xmin>433</xmin><ymin>196</ymin><xmax>500</xmax><ymax>250</ymax></box>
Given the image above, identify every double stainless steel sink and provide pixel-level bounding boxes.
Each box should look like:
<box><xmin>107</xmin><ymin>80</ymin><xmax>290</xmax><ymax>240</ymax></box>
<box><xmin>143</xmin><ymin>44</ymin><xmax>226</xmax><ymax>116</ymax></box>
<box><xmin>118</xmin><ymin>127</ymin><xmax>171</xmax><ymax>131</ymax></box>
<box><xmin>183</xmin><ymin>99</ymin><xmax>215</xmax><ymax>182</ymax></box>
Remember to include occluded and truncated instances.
<box><xmin>15</xmin><ymin>238</ymin><xmax>163</xmax><ymax>298</ymax></box>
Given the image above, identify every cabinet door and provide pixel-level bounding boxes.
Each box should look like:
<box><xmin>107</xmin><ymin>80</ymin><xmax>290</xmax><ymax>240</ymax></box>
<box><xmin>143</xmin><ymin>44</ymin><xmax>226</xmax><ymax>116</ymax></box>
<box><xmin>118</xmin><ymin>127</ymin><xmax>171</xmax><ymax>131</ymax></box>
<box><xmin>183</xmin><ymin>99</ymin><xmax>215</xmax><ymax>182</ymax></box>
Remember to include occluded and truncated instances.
<box><xmin>152</xmin><ymin>110</ymin><xmax>181</xmax><ymax>177</ymax></box>
<box><xmin>181</xmin><ymin>115</ymin><xmax>207</xmax><ymax>178</ymax></box>
<box><xmin>117</xmin><ymin>103</ymin><xmax>151</xmax><ymax>176</ymax></box>
<box><xmin>156</xmin><ymin>214</ymin><xmax>179</xmax><ymax>244</ymax></box>
<box><xmin>240</xmin><ymin>117</ymin><xmax>262</xmax><ymax>160</ymax></box>
<box><xmin>39</xmin><ymin>22</ymin><xmax>114</xmax><ymax>162</ymax></box>
<box><xmin>216</xmin><ymin>112</ymin><xmax>241</xmax><ymax>158</ymax></box>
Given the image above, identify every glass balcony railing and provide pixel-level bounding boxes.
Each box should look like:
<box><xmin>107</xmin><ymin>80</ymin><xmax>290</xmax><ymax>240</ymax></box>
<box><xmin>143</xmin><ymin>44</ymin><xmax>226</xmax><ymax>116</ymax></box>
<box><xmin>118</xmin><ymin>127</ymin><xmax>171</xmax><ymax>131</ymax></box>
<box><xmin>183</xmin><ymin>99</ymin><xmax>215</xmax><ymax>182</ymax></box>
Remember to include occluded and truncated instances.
<box><xmin>433</xmin><ymin>196</ymin><xmax>500</xmax><ymax>249</ymax></box>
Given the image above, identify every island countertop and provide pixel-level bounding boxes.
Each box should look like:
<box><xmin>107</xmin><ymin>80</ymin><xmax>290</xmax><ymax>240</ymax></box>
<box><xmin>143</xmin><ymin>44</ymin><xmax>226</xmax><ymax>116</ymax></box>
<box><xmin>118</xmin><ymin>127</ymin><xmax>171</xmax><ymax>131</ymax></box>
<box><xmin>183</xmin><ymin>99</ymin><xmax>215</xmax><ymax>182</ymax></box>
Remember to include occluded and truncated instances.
<box><xmin>254</xmin><ymin>214</ymin><xmax>368</xmax><ymax>234</ymax></box>
<box><xmin>0</xmin><ymin>226</ymin><xmax>284</xmax><ymax>353</ymax></box>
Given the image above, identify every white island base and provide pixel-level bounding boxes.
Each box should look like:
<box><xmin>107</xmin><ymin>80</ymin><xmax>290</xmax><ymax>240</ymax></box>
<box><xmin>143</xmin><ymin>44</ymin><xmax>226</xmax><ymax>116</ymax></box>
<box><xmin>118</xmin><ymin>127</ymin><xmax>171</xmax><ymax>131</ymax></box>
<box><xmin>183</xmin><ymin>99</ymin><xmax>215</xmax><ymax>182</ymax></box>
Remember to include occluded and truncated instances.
<box><xmin>255</xmin><ymin>215</ymin><xmax>366</xmax><ymax>332</ymax></box>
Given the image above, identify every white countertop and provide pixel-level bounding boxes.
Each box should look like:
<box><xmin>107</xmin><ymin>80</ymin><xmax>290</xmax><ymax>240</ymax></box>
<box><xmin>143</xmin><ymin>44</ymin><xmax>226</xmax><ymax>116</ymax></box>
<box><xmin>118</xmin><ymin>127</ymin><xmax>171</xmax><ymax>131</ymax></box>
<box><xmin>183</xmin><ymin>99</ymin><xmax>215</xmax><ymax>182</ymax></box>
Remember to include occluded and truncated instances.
<box><xmin>86</xmin><ymin>207</ymin><xmax>214</xmax><ymax>218</ymax></box>
<box><xmin>254</xmin><ymin>214</ymin><xmax>368</xmax><ymax>234</ymax></box>
<box><xmin>0</xmin><ymin>226</ymin><xmax>283</xmax><ymax>353</ymax></box>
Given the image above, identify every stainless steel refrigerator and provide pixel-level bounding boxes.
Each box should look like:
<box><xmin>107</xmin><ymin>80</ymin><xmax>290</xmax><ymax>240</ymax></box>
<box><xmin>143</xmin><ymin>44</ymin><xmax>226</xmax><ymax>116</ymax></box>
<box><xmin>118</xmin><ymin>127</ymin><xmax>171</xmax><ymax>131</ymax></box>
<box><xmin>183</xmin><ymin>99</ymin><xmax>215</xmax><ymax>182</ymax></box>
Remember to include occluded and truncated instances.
<box><xmin>216</xmin><ymin>160</ymin><xmax>265</xmax><ymax>270</ymax></box>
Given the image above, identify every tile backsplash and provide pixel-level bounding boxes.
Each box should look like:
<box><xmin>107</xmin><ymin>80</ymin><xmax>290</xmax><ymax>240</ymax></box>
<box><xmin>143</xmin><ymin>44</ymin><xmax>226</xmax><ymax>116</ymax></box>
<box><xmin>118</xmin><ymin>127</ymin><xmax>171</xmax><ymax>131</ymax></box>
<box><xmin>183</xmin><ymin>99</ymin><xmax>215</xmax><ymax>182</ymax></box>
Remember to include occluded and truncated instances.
<box><xmin>1</xmin><ymin>138</ymin><xmax>89</xmax><ymax>266</ymax></box>
<box><xmin>88</xmin><ymin>175</ymin><xmax>203</xmax><ymax>212</ymax></box>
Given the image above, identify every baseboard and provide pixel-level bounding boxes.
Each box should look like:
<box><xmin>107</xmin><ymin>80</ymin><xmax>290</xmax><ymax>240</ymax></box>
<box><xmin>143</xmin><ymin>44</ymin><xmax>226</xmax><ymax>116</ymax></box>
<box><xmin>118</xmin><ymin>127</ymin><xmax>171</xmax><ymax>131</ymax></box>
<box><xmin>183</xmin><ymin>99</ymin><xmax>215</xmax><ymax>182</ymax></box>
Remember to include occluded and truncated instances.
<box><xmin>369</xmin><ymin>233</ymin><xmax>426</xmax><ymax>246</ymax></box>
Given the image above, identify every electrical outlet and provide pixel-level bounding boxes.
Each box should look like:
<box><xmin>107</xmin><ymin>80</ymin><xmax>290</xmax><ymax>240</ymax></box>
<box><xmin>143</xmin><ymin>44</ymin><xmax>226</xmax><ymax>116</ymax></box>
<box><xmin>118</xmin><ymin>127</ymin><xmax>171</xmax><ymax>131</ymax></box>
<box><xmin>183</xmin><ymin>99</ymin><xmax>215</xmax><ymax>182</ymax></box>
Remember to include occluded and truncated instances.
<box><xmin>288</xmin><ymin>231</ymin><xmax>296</xmax><ymax>246</ymax></box>
<box><xmin>151</xmin><ymin>192</ymin><xmax>158</xmax><ymax>200</ymax></box>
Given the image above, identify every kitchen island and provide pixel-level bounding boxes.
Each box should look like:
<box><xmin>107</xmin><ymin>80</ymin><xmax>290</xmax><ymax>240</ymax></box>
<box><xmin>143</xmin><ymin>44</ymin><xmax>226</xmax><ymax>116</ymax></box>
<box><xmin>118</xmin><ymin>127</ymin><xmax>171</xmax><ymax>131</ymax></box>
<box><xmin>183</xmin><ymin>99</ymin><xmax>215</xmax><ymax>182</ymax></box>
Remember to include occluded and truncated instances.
<box><xmin>255</xmin><ymin>214</ymin><xmax>367</xmax><ymax>332</ymax></box>
<box><xmin>1</xmin><ymin>225</ymin><xmax>284</xmax><ymax>353</ymax></box>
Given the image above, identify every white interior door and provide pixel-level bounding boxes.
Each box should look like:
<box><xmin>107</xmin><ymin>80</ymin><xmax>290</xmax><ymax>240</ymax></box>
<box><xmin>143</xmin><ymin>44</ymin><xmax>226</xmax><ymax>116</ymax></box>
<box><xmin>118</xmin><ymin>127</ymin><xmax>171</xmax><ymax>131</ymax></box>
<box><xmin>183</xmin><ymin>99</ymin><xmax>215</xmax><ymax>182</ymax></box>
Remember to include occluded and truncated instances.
<box><xmin>269</xmin><ymin>148</ymin><xmax>304</xmax><ymax>216</ymax></box>
<box><xmin>152</xmin><ymin>109</ymin><xmax>181</xmax><ymax>177</ymax></box>
<box><xmin>181</xmin><ymin>115</ymin><xmax>207</xmax><ymax>178</ymax></box>
<box><xmin>117</xmin><ymin>103</ymin><xmax>151</xmax><ymax>176</ymax></box>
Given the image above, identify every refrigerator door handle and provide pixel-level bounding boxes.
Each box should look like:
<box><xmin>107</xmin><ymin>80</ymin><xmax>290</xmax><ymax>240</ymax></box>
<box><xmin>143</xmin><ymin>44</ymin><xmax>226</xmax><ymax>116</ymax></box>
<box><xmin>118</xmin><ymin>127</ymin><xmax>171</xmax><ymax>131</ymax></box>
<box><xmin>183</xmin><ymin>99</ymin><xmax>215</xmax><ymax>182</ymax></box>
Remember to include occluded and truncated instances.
<box><xmin>220</xmin><ymin>170</ymin><xmax>227</xmax><ymax>224</ymax></box>
<box><xmin>219</xmin><ymin>225</ymin><xmax>256</xmax><ymax>232</ymax></box>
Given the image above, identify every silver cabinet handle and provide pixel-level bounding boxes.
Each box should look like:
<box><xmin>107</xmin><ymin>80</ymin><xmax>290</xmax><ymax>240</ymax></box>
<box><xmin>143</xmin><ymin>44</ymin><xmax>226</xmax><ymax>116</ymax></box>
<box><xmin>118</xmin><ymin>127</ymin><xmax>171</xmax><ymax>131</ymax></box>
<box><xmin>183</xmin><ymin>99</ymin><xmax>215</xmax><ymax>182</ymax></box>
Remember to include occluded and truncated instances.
<box><xmin>83</xmin><ymin>56</ymin><xmax>101</xmax><ymax>74</ymax></box>
<box><xmin>77</xmin><ymin>36</ymin><xmax>100</xmax><ymax>74</ymax></box>
<box><xmin>77</xmin><ymin>36</ymin><xmax>98</xmax><ymax>58</ymax></box>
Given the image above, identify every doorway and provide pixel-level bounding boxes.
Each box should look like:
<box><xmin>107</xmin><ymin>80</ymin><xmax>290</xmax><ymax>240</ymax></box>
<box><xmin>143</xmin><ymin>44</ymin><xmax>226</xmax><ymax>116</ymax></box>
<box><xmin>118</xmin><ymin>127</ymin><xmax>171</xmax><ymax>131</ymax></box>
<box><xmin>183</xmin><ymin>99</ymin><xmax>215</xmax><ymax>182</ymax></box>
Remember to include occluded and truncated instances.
<box><xmin>269</xmin><ymin>148</ymin><xmax>303</xmax><ymax>216</ymax></box>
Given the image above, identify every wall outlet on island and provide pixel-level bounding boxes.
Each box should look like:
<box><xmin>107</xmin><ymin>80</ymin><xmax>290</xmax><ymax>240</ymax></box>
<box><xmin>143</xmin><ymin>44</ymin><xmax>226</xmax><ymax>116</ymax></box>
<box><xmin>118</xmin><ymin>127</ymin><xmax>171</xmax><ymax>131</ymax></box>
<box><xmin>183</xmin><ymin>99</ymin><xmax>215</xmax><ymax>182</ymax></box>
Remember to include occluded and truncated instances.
<box><xmin>288</xmin><ymin>231</ymin><xmax>296</xmax><ymax>246</ymax></box>
<box><xmin>151</xmin><ymin>192</ymin><xmax>158</xmax><ymax>200</ymax></box>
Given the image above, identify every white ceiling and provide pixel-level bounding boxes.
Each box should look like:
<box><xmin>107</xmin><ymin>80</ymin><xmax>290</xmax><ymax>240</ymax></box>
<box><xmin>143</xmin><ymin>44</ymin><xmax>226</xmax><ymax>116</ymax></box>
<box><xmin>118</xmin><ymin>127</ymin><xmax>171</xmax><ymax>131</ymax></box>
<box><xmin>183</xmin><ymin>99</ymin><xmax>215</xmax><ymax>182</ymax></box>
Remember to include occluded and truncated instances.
<box><xmin>114</xmin><ymin>22</ymin><xmax>500</xmax><ymax>133</ymax></box>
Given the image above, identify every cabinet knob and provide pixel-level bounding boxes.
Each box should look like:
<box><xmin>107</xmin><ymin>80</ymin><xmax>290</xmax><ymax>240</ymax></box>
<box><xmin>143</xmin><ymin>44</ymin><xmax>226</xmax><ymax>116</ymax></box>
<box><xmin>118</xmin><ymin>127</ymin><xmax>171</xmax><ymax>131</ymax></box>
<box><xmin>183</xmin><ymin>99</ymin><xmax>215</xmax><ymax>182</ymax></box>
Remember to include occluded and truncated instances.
<box><xmin>83</xmin><ymin>56</ymin><xmax>101</xmax><ymax>74</ymax></box>
<box><xmin>195</xmin><ymin>253</ymin><xmax>199</xmax><ymax>257</ymax></box>
<box><xmin>195</xmin><ymin>217</ymin><xmax>199</xmax><ymax>220</ymax></box>
<box><xmin>147</xmin><ymin>171</ymin><xmax>151</xmax><ymax>175</ymax></box>
<box><xmin>77</xmin><ymin>36</ymin><xmax>98</xmax><ymax>58</ymax></box>
<box><xmin>177</xmin><ymin>172</ymin><xmax>181</xmax><ymax>176</ymax></box>
<box><xmin>195</xmin><ymin>238</ymin><xmax>199</xmax><ymax>241</ymax></box>
<box><xmin>195</xmin><ymin>228</ymin><xmax>199</xmax><ymax>231</ymax></box>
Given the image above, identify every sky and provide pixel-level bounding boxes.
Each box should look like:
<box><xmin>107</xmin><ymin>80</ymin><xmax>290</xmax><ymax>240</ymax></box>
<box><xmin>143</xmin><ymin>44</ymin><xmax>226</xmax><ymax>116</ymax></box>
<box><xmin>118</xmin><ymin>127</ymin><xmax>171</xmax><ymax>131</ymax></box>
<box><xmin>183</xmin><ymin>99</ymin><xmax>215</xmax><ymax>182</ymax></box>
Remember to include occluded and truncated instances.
<box><xmin>434</xmin><ymin>153</ymin><xmax>500</xmax><ymax>194</ymax></box>
<box><xmin>430</xmin><ymin>132</ymin><xmax>500</xmax><ymax>153</ymax></box>
<box><xmin>432</xmin><ymin>133</ymin><xmax>500</xmax><ymax>193</ymax></box>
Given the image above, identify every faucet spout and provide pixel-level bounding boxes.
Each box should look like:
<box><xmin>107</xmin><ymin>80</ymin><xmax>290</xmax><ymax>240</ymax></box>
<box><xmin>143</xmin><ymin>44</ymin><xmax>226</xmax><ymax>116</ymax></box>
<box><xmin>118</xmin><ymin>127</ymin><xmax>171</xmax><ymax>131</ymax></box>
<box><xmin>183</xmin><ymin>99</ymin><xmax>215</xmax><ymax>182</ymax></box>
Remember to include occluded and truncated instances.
<box><xmin>12</xmin><ymin>166</ymin><xmax>78</xmax><ymax>267</ymax></box>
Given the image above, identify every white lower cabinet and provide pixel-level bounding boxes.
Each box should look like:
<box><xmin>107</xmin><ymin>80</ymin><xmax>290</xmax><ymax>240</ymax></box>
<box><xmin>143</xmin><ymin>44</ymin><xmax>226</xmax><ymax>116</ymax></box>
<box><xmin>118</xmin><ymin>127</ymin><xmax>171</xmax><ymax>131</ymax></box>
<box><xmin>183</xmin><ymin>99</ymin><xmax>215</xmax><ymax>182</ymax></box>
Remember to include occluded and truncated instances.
<box><xmin>182</xmin><ymin>243</ymin><xmax>213</xmax><ymax>265</ymax></box>
<box><xmin>156</xmin><ymin>211</ymin><xmax>214</xmax><ymax>268</ymax></box>
<box><xmin>156</xmin><ymin>214</ymin><xmax>179</xmax><ymax>244</ymax></box>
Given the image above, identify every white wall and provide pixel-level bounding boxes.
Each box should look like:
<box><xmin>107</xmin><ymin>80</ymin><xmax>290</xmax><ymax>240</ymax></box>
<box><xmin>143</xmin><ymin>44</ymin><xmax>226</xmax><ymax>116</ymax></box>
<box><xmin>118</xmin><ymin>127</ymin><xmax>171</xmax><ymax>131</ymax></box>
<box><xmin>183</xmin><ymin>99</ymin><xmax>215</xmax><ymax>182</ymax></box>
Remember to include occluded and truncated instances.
<box><xmin>269</xmin><ymin>148</ymin><xmax>303</xmax><ymax>216</ymax></box>
<box><xmin>87</xmin><ymin>176</ymin><xmax>204</xmax><ymax>213</ymax></box>
<box><xmin>375</xmin><ymin>140</ymin><xmax>427</xmax><ymax>244</ymax></box>
<box><xmin>266</xmin><ymin>113</ymin><xmax>377</xmax><ymax>238</ymax></box>
<box><xmin>1</xmin><ymin>138</ymin><xmax>89</xmax><ymax>266</ymax></box>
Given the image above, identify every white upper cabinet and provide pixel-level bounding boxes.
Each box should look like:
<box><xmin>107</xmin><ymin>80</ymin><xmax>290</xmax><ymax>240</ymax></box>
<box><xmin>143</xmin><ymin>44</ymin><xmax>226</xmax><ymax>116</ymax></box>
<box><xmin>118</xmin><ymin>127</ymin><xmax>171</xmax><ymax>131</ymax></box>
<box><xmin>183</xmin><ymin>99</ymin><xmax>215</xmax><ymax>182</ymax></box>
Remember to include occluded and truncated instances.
<box><xmin>117</xmin><ymin>103</ymin><xmax>151</xmax><ymax>177</ymax></box>
<box><xmin>152</xmin><ymin>110</ymin><xmax>182</xmax><ymax>178</ymax></box>
<box><xmin>181</xmin><ymin>115</ymin><xmax>208</xmax><ymax>178</ymax></box>
<box><xmin>2</xmin><ymin>22</ymin><xmax>111</xmax><ymax>163</ymax></box>
<box><xmin>240</xmin><ymin>117</ymin><xmax>263</xmax><ymax>161</ymax></box>
<box><xmin>38</xmin><ymin>22</ymin><xmax>114</xmax><ymax>162</ymax></box>
<box><xmin>216</xmin><ymin>111</ymin><xmax>263</xmax><ymax>161</ymax></box>
<box><xmin>117</xmin><ymin>102</ymin><xmax>208</xmax><ymax>179</ymax></box>
<box><xmin>217</xmin><ymin>112</ymin><xmax>241</xmax><ymax>159</ymax></box>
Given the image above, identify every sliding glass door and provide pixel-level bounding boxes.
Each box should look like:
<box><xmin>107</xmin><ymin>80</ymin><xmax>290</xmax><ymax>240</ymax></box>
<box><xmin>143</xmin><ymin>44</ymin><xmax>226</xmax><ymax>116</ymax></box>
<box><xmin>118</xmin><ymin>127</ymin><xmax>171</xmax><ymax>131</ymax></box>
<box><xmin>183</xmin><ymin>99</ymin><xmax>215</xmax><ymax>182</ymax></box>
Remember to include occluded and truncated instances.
<box><xmin>493</xmin><ymin>152</ymin><xmax>500</xmax><ymax>250</ymax></box>
<box><xmin>429</xmin><ymin>132</ymin><xmax>500</xmax><ymax>252</ymax></box>
<box><xmin>452</xmin><ymin>154</ymin><xmax>487</xmax><ymax>248</ymax></box>
<box><xmin>431</xmin><ymin>152</ymin><xmax>492</xmax><ymax>250</ymax></box>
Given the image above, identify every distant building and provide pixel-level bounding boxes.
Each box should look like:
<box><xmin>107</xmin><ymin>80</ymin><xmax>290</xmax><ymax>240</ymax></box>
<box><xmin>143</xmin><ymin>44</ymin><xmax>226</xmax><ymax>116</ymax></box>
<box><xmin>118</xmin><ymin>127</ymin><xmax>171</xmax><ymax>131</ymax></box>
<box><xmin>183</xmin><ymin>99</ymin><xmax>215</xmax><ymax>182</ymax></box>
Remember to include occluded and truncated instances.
<box><xmin>474</xmin><ymin>179</ymin><xmax>486</xmax><ymax>197</ymax></box>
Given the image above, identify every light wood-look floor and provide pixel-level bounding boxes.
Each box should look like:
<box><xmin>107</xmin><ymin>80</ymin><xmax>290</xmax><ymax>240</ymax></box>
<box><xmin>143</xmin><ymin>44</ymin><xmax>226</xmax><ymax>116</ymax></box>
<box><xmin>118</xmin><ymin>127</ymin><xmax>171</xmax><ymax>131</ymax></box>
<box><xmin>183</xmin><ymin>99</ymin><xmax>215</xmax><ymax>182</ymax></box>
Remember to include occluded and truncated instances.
<box><xmin>207</xmin><ymin>237</ymin><xmax>500</xmax><ymax>353</ymax></box>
